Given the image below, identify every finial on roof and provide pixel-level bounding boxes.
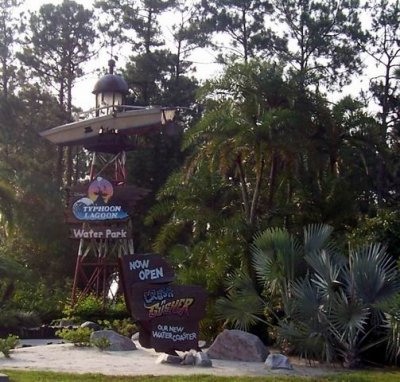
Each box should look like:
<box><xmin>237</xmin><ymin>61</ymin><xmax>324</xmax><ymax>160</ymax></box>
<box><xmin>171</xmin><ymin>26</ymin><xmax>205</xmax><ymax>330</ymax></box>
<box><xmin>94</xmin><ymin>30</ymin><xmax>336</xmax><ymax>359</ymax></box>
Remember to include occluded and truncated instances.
<box><xmin>108</xmin><ymin>58</ymin><xmax>115</xmax><ymax>75</ymax></box>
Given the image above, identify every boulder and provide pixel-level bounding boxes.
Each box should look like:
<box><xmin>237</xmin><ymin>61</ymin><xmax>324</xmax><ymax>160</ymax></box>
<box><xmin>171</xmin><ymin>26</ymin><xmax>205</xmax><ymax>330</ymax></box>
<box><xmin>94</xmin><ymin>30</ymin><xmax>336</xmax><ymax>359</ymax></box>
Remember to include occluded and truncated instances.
<box><xmin>206</xmin><ymin>329</ymin><xmax>269</xmax><ymax>362</ymax></box>
<box><xmin>265</xmin><ymin>353</ymin><xmax>293</xmax><ymax>370</ymax></box>
<box><xmin>81</xmin><ymin>321</ymin><xmax>102</xmax><ymax>331</ymax></box>
<box><xmin>181</xmin><ymin>352</ymin><xmax>195</xmax><ymax>365</ymax></box>
<box><xmin>195</xmin><ymin>351</ymin><xmax>212</xmax><ymax>367</ymax></box>
<box><xmin>156</xmin><ymin>353</ymin><xmax>182</xmax><ymax>364</ymax></box>
<box><xmin>90</xmin><ymin>330</ymin><xmax>136</xmax><ymax>351</ymax></box>
<box><xmin>58</xmin><ymin>319</ymin><xmax>75</xmax><ymax>328</ymax></box>
<box><xmin>198</xmin><ymin>340</ymin><xmax>207</xmax><ymax>349</ymax></box>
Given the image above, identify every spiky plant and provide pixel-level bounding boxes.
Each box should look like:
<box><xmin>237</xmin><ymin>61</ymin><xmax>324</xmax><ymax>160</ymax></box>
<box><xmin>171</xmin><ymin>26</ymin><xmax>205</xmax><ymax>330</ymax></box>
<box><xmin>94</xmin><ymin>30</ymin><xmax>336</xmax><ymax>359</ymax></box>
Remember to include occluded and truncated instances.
<box><xmin>216</xmin><ymin>224</ymin><xmax>334</xmax><ymax>331</ymax></box>
<box><xmin>279</xmin><ymin>243</ymin><xmax>400</xmax><ymax>367</ymax></box>
<box><xmin>216</xmin><ymin>224</ymin><xmax>400</xmax><ymax>367</ymax></box>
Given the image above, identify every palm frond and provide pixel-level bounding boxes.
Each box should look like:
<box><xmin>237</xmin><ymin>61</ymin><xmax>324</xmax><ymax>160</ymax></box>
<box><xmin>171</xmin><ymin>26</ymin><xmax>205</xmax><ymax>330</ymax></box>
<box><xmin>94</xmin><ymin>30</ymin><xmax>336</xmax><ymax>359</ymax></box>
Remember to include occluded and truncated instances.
<box><xmin>291</xmin><ymin>277</ymin><xmax>325</xmax><ymax>323</ymax></box>
<box><xmin>329</xmin><ymin>291</ymin><xmax>370</xmax><ymax>339</ymax></box>
<box><xmin>349</xmin><ymin>243</ymin><xmax>400</xmax><ymax>305</ymax></box>
<box><xmin>303</xmin><ymin>224</ymin><xmax>334</xmax><ymax>255</ymax></box>
<box><xmin>251</xmin><ymin>227</ymin><xmax>302</xmax><ymax>287</ymax></box>
<box><xmin>216</xmin><ymin>270</ymin><xmax>266</xmax><ymax>331</ymax></box>
<box><xmin>278</xmin><ymin>321</ymin><xmax>335</xmax><ymax>362</ymax></box>
<box><xmin>306</xmin><ymin>249</ymin><xmax>344</xmax><ymax>300</ymax></box>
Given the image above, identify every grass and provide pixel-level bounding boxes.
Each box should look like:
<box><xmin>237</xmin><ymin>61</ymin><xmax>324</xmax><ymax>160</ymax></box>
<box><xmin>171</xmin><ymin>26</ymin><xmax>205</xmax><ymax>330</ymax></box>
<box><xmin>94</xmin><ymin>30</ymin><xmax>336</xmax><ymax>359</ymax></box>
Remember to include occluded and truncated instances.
<box><xmin>0</xmin><ymin>370</ymin><xmax>400</xmax><ymax>382</ymax></box>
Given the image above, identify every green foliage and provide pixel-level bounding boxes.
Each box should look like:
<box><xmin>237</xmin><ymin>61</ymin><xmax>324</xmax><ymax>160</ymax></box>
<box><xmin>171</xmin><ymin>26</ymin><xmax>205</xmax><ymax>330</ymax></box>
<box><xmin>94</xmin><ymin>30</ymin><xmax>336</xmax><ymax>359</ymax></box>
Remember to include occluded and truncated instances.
<box><xmin>0</xmin><ymin>309</ymin><xmax>40</xmax><ymax>329</ymax></box>
<box><xmin>98</xmin><ymin>319</ymin><xmax>137</xmax><ymax>337</ymax></box>
<box><xmin>56</xmin><ymin>327</ymin><xmax>93</xmax><ymax>347</ymax></box>
<box><xmin>0</xmin><ymin>334</ymin><xmax>19</xmax><ymax>358</ymax></box>
<box><xmin>63</xmin><ymin>295</ymin><xmax>129</xmax><ymax>322</ymax></box>
<box><xmin>278</xmin><ymin>242</ymin><xmax>400</xmax><ymax>367</ymax></box>
<box><xmin>91</xmin><ymin>336</ymin><xmax>111</xmax><ymax>351</ymax></box>
<box><xmin>10</xmin><ymin>280</ymin><xmax>68</xmax><ymax>322</ymax></box>
<box><xmin>348</xmin><ymin>210</ymin><xmax>400</xmax><ymax>261</ymax></box>
<box><xmin>217</xmin><ymin>224</ymin><xmax>400</xmax><ymax>367</ymax></box>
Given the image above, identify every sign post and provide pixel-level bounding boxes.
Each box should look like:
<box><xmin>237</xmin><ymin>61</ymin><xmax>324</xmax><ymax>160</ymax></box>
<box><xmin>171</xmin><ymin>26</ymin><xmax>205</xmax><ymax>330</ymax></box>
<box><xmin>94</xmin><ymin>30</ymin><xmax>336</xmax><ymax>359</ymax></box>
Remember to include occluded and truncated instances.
<box><xmin>119</xmin><ymin>253</ymin><xmax>207</xmax><ymax>353</ymax></box>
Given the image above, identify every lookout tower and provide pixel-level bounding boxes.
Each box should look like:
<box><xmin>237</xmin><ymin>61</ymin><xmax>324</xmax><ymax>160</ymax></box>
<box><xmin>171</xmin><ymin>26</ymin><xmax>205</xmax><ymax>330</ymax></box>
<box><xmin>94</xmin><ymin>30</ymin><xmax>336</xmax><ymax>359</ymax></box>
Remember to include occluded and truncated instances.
<box><xmin>40</xmin><ymin>60</ymin><xmax>176</xmax><ymax>304</ymax></box>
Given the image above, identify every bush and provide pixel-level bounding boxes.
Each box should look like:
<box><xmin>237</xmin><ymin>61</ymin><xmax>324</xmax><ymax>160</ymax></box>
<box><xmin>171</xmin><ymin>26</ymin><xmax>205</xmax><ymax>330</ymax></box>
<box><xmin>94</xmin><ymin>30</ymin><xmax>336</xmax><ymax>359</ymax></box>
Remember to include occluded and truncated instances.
<box><xmin>91</xmin><ymin>336</ymin><xmax>111</xmax><ymax>351</ymax></box>
<box><xmin>0</xmin><ymin>335</ymin><xmax>19</xmax><ymax>358</ymax></box>
<box><xmin>62</xmin><ymin>295</ymin><xmax>129</xmax><ymax>322</ymax></box>
<box><xmin>0</xmin><ymin>309</ymin><xmax>41</xmax><ymax>329</ymax></box>
<box><xmin>55</xmin><ymin>327</ymin><xmax>93</xmax><ymax>347</ymax></box>
<box><xmin>98</xmin><ymin>318</ymin><xmax>137</xmax><ymax>337</ymax></box>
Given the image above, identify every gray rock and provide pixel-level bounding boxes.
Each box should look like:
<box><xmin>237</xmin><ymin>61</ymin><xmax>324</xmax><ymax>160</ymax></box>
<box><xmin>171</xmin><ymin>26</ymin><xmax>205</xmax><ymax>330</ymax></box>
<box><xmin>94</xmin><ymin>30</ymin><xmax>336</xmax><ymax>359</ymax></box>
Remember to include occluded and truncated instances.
<box><xmin>90</xmin><ymin>330</ymin><xmax>136</xmax><ymax>351</ymax></box>
<box><xmin>156</xmin><ymin>353</ymin><xmax>182</xmax><ymax>364</ymax></box>
<box><xmin>195</xmin><ymin>351</ymin><xmax>212</xmax><ymax>367</ymax></box>
<box><xmin>81</xmin><ymin>321</ymin><xmax>102</xmax><ymax>331</ymax></box>
<box><xmin>265</xmin><ymin>354</ymin><xmax>293</xmax><ymax>370</ymax></box>
<box><xmin>198</xmin><ymin>340</ymin><xmax>207</xmax><ymax>348</ymax></box>
<box><xmin>59</xmin><ymin>319</ymin><xmax>75</xmax><ymax>327</ymax></box>
<box><xmin>0</xmin><ymin>374</ymin><xmax>9</xmax><ymax>382</ymax></box>
<box><xmin>206</xmin><ymin>329</ymin><xmax>269</xmax><ymax>362</ymax></box>
<box><xmin>181</xmin><ymin>352</ymin><xmax>195</xmax><ymax>365</ymax></box>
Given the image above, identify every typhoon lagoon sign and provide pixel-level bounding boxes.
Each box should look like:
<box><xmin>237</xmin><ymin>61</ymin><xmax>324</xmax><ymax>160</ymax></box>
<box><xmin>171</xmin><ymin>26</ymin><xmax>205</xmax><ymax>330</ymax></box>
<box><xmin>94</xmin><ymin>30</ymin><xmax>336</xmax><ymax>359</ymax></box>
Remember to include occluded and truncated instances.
<box><xmin>66</xmin><ymin>177</ymin><xmax>149</xmax><ymax>224</ymax></box>
<box><xmin>119</xmin><ymin>254</ymin><xmax>207</xmax><ymax>353</ymax></box>
<box><xmin>72</xmin><ymin>177</ymin><xmax>129</xmax><ymax>221</ymax></box>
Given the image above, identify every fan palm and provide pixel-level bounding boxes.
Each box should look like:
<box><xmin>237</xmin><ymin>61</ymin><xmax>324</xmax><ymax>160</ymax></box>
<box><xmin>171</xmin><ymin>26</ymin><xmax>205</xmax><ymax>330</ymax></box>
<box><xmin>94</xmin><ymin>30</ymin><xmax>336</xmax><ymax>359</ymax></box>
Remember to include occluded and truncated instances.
<box><xmin>216</xmin><ymin>223</ymin><xmax>400</xmax><ymax>367</ymax></box>
<box><xmin>279</xmin><ymin>243</ymin><xmax>400</xmax><ymax>367</ymax></box>
<box><xmin>216</xmin><ymin>224</ymin><xmax>334</xmax><ymax>330</ymax></box>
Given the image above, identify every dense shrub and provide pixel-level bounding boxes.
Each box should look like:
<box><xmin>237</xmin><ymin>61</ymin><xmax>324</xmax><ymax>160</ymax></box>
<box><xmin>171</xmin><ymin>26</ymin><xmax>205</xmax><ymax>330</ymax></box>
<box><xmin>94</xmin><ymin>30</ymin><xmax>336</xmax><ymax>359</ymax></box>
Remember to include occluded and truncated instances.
<box><xmin>63</xmin><ymin>295</ymin><xmax>129</xmax><ymax>322</ymax></box>
<box><xmin>0</xmin><ymin>335</ymin><xmax>19</xmax><ymax>358</ymax></box>
<box><xmin>56</xmin><ymin>327</ymin><xmax>93</xmax><ymax>347</ymax></box>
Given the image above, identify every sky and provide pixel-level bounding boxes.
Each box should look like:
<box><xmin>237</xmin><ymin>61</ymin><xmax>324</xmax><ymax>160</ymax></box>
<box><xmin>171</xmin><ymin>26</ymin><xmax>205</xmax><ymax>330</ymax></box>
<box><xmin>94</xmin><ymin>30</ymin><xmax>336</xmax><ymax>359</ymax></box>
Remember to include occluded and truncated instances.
<box><xmin>20</xmin><ymin>0</ymin><xmax>383</xmax><ymax>113</ymax></box>
<box><xmin>21</xmin><ymin>0</ymin><xmax>221</xmax><ymax>111</ymax></box>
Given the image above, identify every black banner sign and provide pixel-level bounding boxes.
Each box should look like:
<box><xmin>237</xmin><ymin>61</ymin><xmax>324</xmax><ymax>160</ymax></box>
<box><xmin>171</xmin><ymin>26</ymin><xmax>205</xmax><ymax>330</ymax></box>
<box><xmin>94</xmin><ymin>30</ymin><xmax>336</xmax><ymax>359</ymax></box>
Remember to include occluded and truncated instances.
<box><xmin>118</xmin><ymin>252</ymin><xmax>207</xmax><ymax>353</ymax></box>
<box><xmin>119</xmin><ymin>254</ymin><xmax>175</xmax><ymax>285</ymax></box>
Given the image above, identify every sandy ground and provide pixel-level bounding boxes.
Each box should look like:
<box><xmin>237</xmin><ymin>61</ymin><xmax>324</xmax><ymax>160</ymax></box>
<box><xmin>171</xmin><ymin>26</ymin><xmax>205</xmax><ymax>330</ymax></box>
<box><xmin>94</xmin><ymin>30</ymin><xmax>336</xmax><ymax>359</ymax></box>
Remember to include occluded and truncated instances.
<box><xmin>0</xmin><ymin>340</ymin><xmax>343</xmax><ymax>378</ymax></box>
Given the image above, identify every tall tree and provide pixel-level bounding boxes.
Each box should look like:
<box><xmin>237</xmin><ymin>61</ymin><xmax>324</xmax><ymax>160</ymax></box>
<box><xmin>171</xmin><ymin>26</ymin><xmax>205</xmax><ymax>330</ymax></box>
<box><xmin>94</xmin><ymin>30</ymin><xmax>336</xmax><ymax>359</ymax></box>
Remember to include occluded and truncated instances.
<box><xmin>96</xmin><ymin>0</ymin><xmax>176</xmax><ymax>103</ymax></box>
<box><xmin>96</xmin><ymin>0</ymin><xmax>175</xmax><ymax>53</ymax></box>
<box><xmin>273</xmin><ymin>0</ymin><xmax>365</xmax><ymax>90</ymax></box>
<box><xmin>194</xmin><ymin>0</ymin><xmax>282</xmax><ymax>63</ymax></box>
<box><xmin>19</xmin><ymin>0</ymin><xmax>97</xmax><ymax>186</ymax></box>
<box><xmin>184</xmin><ymin>60</ymin><xmax>298</xmax><ymax>227</ymax></box>
<box><xmin>364</xmin><ymin>0</ymin><xmax>400</xmax><ymax>205</ymax></box>
<box><xmin>0</xmin><ymin>0</ymin><xmax>22</xmax><ymax>99</ymax></box>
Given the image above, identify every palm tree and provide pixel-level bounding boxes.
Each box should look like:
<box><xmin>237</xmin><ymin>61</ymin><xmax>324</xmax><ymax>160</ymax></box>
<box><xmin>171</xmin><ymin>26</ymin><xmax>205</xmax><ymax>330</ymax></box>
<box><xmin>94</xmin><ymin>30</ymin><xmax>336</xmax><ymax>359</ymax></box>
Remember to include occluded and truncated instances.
<box><xmin>217</xmin><ymin>224</ymin><xmax>400</xmax><ymax>367</ymax></box>
<box><xmin>183</xmin><ymin>60</ymin><xmax>300</xmax><ymax>226</ymax></box>
<box><xmin>216</xmin><ymin>224</ymin><xmax>334</xmax><ymax>330</ymax></box>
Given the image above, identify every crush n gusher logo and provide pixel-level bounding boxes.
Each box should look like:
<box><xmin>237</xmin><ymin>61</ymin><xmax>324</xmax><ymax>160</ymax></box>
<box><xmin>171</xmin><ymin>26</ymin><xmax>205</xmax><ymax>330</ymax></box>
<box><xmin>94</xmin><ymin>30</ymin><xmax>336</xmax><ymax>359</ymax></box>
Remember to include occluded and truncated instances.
<box><xmin>143</xmin><ymin>286</ymin><xmax>195</xmax><ymax>319</ymax></box>
<box><xmin>72</xmin><ymin>177</ymin><xmax>129</xmax><ymax>221</ymax></box>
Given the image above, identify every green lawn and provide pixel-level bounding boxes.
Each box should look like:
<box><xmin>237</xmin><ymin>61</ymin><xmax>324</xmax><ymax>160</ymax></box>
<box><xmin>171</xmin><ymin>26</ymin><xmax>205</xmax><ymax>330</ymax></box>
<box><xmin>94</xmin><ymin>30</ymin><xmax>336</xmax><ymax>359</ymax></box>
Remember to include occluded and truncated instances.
<box><xmin>1</xmin><ymin>370</ymin><xmax>400</xmax><ymax>382</ymax></box>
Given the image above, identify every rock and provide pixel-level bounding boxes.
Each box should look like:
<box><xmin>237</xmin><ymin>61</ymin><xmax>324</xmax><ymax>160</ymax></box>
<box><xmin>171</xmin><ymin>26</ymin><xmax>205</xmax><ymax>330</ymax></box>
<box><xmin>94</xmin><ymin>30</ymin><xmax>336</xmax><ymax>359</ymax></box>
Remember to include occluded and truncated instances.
<box><xmin>198</xmin><ymin>340</ymin><xmax>207</xmax><ymax>348</ymax></box>
<box><xmin>90</xmin><ymin>330</ymin><xmax>136</xmax><ymax>351</ymax></box>
<box><xmin>181</xmin><ymin>352</ymin><xmax>195</xmax><ymax>365</ymax></box>
<box><xmin>195</xmin><ymin>351</ymin><xmax>212</xmax><ymax>367</ymax></box>
<box><xmin>0</xmin><ymin>374</ymin><xmax>8</xmax><ymax>382</ymax></box>
<box><xmin>156</xmin><ymin>353</ymin><xmax>182</xmax><ymax>364</ymax></box>
<box><xmin>81</xmin><ymin>321</ymin><xmax>102</xmax><ymax>331</ymax></box>
<box><xmin>206</xmin><ymin>329</ymin><xmax>269</xmax><ymax>362</ymax></box>
<box><xmin>59</xmin><ymin>319</ymin><xmax>75</xmax><ymax>327</ymax></box>
<box><xmin>265</xmin><ymin>354</ymin><xmax>293</xmax><ymax>370</ymax></box>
